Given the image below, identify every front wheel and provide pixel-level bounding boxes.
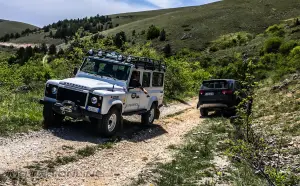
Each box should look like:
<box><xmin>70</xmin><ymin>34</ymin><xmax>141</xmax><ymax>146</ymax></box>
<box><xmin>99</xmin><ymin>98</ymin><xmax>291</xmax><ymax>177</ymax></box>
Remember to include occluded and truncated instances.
<box><xmin>141</xmin><ymin>103</ymin><xmax>157</xmax><ymax>125</ymax></box>
<box><xmin>43</xmin><ymin>104</ymin><xmax>64</xmax><ymax>128</ymax></box>
<box><xmin>93</xmin><ymin>108</ymin><xmax>120</xmax><ymax>137</ymax></box>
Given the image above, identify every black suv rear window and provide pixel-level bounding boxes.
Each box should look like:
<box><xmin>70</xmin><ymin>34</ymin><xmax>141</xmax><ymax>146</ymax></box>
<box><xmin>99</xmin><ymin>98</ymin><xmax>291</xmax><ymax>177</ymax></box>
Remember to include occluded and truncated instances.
<box><xmin>201</xmin><ymin>81</ymin><xmax>232</xmax><ymax>89</ymax></box>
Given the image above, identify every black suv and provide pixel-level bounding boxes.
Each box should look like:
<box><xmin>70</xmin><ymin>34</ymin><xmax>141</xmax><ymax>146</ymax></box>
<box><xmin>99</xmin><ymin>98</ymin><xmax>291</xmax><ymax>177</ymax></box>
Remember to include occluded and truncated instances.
<box><xmin>197</xmin><ymin>79</ymin><xmax>244</xmax><ymax>117</ymax></box>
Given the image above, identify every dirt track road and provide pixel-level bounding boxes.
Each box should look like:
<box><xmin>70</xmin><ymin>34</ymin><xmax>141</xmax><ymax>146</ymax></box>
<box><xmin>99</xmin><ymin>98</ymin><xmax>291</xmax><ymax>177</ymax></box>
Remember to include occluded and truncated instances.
<box><xmin>0</xmin><ymin>42</ymin><xmax>37</xmax><ymax>48</ymax></box>
<box><xmin>0</xmin><ymin>98</ymin><xmax>202</xmax><ymax>186</ymax></box>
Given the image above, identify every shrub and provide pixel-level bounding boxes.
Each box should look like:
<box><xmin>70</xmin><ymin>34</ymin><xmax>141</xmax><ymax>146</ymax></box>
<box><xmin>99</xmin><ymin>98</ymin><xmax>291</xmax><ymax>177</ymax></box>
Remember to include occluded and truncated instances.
<box><xmin>160</xmin><ymin>29</ymin><xmax>166</xmax><ymax>41</ymax></box>
<box><xmin>48</xmin><ymin>44</ymin><xmax>57</xmax><ymax>55</ymax></box>
<box><xmin>146</xmin><ymin>25</ymin><xmax>160</xmax><ymax>40</ymax></box>
<box><xmin>290</xmin><ymin>45</ymin><xmax>300</xmax><ymax>57</ymax></box>
<box><xmin>279</xmin><ymin>40</ymin><xmax>298</xmax><ymax>55</ymax></box>
<box><xmin>263</xmin><ymin>37</ymin><xmax>282</xmax><ymax>53</ymax></box>
<box><xmin>114</xmin><ymin>31</ymin><xmax>127</xmax><ymax>48</ymax></box>
<box><xmin>163</xmin><ymin>44</ymin><xmax>171</xmax><ymax>57</ymax></box>
<box><xmin>266</xmin><ymin>24</ymin><xmax>285</xmax><ymax>37</ymax></box>
<box><xmin>266</xmin><ymin>24</ymin><xmax>282</xmax><ymax>33</ymax></box>
<box><xmin>211</xmin><ymin>32</ymin><xmax>253</xmax><ymax>51</ymax></box>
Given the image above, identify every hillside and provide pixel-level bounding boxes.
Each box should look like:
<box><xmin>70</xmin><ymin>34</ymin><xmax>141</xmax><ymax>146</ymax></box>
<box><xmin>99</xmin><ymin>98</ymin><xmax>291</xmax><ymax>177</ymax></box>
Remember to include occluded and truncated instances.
<box><xmin>4</xmin><ymin>0</ymin><xmax>300</xmax><ymax>49</ymax></box>
<box><xmin>103</xmin><ymin>0</ymin><xmax>300</xmax><ymax>51</ymax></box>
<box><xmin>0</xmin><ymin>19</ymin><xmax>38</xmax><ymax>37</ymax></box>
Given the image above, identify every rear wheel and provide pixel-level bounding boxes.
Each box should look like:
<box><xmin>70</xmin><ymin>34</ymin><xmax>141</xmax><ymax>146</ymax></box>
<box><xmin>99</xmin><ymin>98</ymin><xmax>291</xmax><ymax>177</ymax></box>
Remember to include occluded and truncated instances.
<box><xmin>200</xmin><ymin>108</ymin><xmax>208</xmax><ymax>117</ymax></box>
<box><xmin>141</xmin><ymin>103</ymin><xmax>157</xmax><ymax>125</ymax></box>
<box><xmin>93</xmin><ymin>107</ymin><xmax>120</xmax><ymax>137</ymax></box>
<box><xmin>43</xmin><ymin>104</ymin><xmax>64</xmax><ymax>128</ymax></box>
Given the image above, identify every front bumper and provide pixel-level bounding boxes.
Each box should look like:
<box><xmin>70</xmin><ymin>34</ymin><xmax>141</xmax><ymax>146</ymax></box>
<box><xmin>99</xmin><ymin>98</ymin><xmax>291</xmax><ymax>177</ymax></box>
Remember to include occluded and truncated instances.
<box><xmin>40</xmin><ymin>99</ymin><xmax>102</xmax><ymax>119</ymax></box>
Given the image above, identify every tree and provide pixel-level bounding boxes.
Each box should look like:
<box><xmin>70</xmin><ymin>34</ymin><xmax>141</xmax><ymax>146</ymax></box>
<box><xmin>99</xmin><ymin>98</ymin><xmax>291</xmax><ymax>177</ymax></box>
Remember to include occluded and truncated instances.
<box><xmin>146</xmin><ymin>25</ymin><xmax>160</xmax><ymax>40</ymax></box>
<box><xmin>10</xmin><ymin>33</ymin><xmax>14</xmax><ymax>39</ymax></box>
<box><xmin>132</xmin><ymin>30</ymin><xmax>136</xmax><ymax>36</ymax></box>
<box><xmin>24</xmin><ymin>46</ymin><xmax>33</xmax><ymax>63</ymax></box>
<box><xmin>163</xmin><ymin>44</ymin><xmax>172</xmax><ymax>57</ymax></box>
<box><xmin>57</xmin><ymin>48</ymin><xmax>65</xmax><ymax>56</ymax></box>
<box><xmin>40</xmin><ymin>43</ymin><xmax>48</xmax><ymax>54</ymax></box>
<box><xmin>114</xmin><ymin>31</ymin><xmax>127</xmax><ymax>48</ymax></box>
<box><xmin>15</xmin><ymin>33</ymin><xmax>21</xmax><ymax>38</ymax></box>
<box><xmin>48</xmin><ymin>44</ymin><xmax>57</xmax><ymax>55</ymax></box>
<box><xmin>160</xmin><ymin>29</ymin><xmax>166</xmax><ymax>41</ymax></box>
<box><xmin>33</xmin><ymin>46</ymin><xmax>40</xmax><ymax>53</ymax></box>
<box><xmin>49</xmin><ymin>31</ymin><xmax>53</xmax><ymax>37</ymax></box>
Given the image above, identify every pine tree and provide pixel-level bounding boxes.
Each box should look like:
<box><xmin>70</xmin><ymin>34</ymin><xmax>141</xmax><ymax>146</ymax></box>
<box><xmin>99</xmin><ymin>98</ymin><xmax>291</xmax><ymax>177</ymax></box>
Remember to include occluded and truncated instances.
<box><xmin>48</xmin><ymin>44</ymin><xmax>57</xmax><ymax>55</ymax></box>
<box><xmin>160</xmin><ymin>29</ymin><xmax>166</xmax><ymax>41</ymax></box>
<box><xmin>163</xmin><ymin>44</ymin><xmax>172</xmax><ymax>57</ymax></box>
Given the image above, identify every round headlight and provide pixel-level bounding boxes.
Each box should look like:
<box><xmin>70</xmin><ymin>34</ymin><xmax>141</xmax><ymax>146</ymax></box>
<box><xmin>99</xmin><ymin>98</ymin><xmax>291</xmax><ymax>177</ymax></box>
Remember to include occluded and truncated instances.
<box><xmin>91</xmin><ymin>97</ymin><xmax>98</xmax><ymax>104</ymax></box>
<box><xmin>51</xmin><ymin>87</ymin><xmax>57</xmax><ymax>94</ymax></box>
<box><xmin>98</xmin><ymin>50</ymin><xmax>103</xmax><ymax>57</ymax></box>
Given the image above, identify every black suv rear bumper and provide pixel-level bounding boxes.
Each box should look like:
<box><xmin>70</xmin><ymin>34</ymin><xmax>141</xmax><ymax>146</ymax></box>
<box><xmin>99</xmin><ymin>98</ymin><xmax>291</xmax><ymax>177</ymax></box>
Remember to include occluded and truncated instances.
<box><xmin>39</xmin><ymin>99</ymin><xmax>102</xmax><ymax>119</ymax></box>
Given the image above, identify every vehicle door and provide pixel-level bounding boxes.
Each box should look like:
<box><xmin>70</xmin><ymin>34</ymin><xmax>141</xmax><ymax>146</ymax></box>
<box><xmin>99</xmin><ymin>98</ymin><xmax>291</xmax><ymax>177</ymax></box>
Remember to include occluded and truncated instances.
<box><xmin>152</xmin><ymin>72</ymin><xmax>164</xmax><ymax>106</ymax></box>
<box><xmin>124</xmin><ymin>70</ymin><xmax>142</xmax><ymax>112</ymax></box>
<box><xmin>139</xmin><ymin>70</ymin><xmax>152</xmax><ymax>109</ymax></box>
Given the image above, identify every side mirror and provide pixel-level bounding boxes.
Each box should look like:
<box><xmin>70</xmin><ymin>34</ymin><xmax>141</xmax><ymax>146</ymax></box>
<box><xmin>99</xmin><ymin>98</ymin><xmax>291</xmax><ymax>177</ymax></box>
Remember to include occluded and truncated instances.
<box><xmin>73</xmin><ymin>67</ymin><xmax>78</xmax><ymax>76</ymax></box>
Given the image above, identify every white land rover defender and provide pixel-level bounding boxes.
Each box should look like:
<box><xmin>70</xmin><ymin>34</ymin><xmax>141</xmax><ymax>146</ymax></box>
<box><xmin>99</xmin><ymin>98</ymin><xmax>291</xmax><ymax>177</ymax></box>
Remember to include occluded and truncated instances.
<box><xmin>39</xmin><ymin>49</ymin><xmax>166</xmax><ymax>137</ymax></box>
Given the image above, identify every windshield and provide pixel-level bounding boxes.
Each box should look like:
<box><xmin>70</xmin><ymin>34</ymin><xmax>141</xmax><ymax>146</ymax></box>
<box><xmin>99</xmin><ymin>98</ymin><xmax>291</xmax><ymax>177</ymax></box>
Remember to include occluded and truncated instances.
<box><xmin>80</xmin><ymin>58</ymin><xmax>131</xmax><ymax>81</ymax></box>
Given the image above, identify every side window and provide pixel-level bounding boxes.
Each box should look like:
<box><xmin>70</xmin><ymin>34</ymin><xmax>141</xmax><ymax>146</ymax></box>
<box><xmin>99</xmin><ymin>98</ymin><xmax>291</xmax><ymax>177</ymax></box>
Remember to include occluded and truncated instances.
<box><xmin>142</xmin><ymin>72</ymin><xmax>151</xmax><ymax>87</ymax></box>
<box><xmin>129</xmin><ymin>71</ymin><xmax>141</xmax><ymax>88</ymax></box>
<box><xmin>152</xmin><ymin>72</ymin><xmax>164</xmax><ymax>87</ymax></box>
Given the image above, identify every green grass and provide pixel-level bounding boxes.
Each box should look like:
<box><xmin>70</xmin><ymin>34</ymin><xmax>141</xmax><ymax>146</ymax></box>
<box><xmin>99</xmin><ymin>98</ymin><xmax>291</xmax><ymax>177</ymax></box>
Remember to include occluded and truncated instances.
<box><xmin>10</xmin><ymin>31</ymin><xmax>63</xmax><ymax>45</ymax></box>
<box><xmin>0</xmin><ymin>88</ymin><xmax>44</xmax><ymax>136</ymax></box>
<box><xmin>0</xmin><ymin>19</ymin><xmax>38</xmax><ymax>37</ymax></box>
<box><xmin>102</xmin><ymin>0</ymin><xmax>300</xmax><ymax>52</ymax></box>
<box><xmin>131</xmin><ymin>118</ymin><xmax>265</xmax><ymax>186</ymax></box>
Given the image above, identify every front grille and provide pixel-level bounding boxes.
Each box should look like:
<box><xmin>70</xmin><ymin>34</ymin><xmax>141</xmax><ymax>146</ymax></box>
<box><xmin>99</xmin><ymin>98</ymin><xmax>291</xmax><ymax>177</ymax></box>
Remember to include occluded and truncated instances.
<box><xmin>56</xmin><ymin>87</ymin><xmax>87</xmax><ymax>106</ymax></box>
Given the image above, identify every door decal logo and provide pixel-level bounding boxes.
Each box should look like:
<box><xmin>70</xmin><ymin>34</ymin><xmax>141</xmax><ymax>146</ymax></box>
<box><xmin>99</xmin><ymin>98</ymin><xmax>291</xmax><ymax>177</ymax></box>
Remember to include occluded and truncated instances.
<box><xmin>131</xmin><ymin>93</ymin><xmax>137</xmax><ymax>99</ymax></box>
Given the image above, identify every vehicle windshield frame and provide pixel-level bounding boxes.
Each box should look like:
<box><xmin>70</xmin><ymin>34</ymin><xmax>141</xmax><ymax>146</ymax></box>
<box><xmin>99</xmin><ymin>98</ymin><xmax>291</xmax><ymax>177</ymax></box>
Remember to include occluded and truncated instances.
<box><xmin>80</xmin><ymin>57</ymin><xmax>131</xmax><ymax>81</ymax></box>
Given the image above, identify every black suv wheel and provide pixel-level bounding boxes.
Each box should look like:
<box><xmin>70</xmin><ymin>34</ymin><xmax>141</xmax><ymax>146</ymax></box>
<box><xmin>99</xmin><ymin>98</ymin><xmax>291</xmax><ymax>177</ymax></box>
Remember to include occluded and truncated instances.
<box><xmin>200</xmin><ymin>108</ymin><xmax>208</xmax><ymax>117</ymax></box>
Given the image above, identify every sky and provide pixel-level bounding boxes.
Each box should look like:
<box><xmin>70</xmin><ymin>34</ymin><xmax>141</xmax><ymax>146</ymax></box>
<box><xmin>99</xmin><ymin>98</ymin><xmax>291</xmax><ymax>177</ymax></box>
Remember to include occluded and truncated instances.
<box><xmin>0</xmin><ymin>0</ymin><xmax>218</xmax><ymax>27</ymax></box>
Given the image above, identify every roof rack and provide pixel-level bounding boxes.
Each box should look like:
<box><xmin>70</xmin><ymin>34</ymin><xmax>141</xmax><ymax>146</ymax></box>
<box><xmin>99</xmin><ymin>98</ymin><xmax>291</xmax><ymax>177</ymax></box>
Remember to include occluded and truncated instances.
<box><xmin>86</xmin><ymin>49</ymin><xmax>166</xmax><ymax>72</ymax></box>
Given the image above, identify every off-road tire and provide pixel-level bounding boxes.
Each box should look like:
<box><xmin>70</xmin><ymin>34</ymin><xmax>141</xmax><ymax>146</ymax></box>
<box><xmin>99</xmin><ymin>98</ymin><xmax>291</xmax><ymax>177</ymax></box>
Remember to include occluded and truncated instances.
<box><xmin>141</xmin><ymin>103</ymin><xmax>157</xmax><ymax>126</ymax></box>
<box><xmin>94</xmin><ymin>107</ymin><xmax>120</xmax><ymax>137</ymax></box>
<box><xmin>43</xmin><ymin>104</ymin><xmax>64</xmax><ymax>128</ymax></box>
<box><xmin>200</xmin><ymin>108</ymin><xmax>208</xmax><ymax>117</ymax></box>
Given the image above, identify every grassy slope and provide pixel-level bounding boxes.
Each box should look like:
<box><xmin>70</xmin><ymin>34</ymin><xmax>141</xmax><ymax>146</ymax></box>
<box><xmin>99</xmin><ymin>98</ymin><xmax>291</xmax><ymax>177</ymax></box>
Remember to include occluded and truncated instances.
<box><xmin>0</xmin><ymin>19</ymin><xmax>38</xmax><ymax>37</ymax></box>
<box><xmin>132</xmin><ymin>76</ymin><xmax>300</xmax><ymax>186</ymax></box>
<box><xmin>103</xmin><ymin>0</ymin><xmax>300</xmax><ymax>52</ymax></box>
<box><xmin>10</xmin><ymin>31</ymin><xmax>63</xmax><ymax>45</ymax></box>
<box><xmin>7</xmin><ymin>0</ymin><xmax>300</xmax><ymax>47</ymax></box>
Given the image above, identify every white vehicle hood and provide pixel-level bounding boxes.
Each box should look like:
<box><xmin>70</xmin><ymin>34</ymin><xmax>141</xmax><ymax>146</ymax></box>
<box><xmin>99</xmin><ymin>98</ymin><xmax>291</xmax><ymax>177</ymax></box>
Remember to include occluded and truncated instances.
<box><xmin>59</xmin><ymin>77</ymin><xmax>124</xmax><ymax>91</ymax></box>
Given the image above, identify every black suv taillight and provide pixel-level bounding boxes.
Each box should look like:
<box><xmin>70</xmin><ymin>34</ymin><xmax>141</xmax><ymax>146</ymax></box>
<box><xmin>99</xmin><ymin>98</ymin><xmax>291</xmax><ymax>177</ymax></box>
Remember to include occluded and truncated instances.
<box><xmin>222</xmin><ymin>90</ymin><xmax>233</xmax><ymax>95</ymax></box>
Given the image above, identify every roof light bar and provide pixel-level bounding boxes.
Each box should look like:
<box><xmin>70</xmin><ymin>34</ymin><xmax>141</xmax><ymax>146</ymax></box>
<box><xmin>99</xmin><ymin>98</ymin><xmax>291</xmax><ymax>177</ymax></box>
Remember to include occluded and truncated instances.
<box><xmin>86</xmin><ymin>49</ymin><xmax>167</xmax><ymax>71</ymax></box>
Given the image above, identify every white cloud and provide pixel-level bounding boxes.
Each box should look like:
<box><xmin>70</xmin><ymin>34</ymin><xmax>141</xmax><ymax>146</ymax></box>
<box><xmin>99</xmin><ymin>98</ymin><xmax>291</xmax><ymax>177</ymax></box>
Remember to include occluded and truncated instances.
<box><xmin>144</xmin><ymin>0</ymin><xmax>183</xmax><ymax>8</ymax></box>
<box><xmin>0</xmin><ymin>0</ymin><xmax>153</xmax><ymax>27</ymax></box>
